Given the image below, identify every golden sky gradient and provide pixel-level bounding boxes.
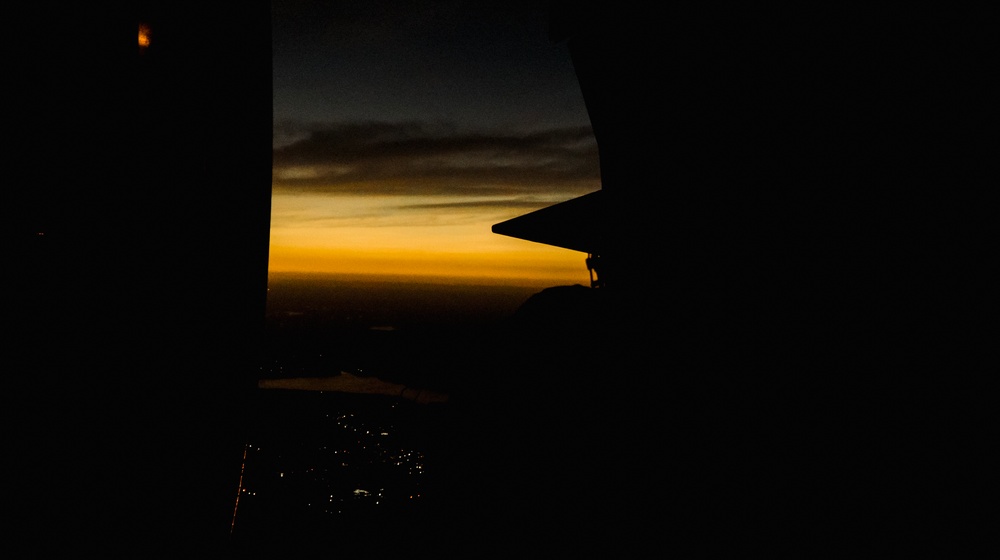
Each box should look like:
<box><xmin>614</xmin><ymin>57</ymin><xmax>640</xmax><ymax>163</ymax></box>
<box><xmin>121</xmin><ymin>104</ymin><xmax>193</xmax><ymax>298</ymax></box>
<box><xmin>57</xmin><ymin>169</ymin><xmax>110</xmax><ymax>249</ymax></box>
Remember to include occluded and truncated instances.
<box><xmin>268</xmin><ymin>191</ymin><xmax>593</xmax><ymax>287</ymax></box>
<box><xmin>270</xmin><ymin>3</ymin><xmax>597</xmax><ymax>290</ymax></box>
<box><xmin>268</xmin><ymin>122</ymin><xmax>601</xmax><ymax>288</ymax></box>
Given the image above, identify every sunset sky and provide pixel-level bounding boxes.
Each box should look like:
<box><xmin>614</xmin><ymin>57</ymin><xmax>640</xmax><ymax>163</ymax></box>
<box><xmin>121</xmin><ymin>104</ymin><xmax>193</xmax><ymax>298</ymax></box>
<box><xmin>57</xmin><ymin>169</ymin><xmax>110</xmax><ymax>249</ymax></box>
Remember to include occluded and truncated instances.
<box><xmin>270</xmin><ymin>0</ymin><xmax>600</xmax><ymax>287</ymax></box>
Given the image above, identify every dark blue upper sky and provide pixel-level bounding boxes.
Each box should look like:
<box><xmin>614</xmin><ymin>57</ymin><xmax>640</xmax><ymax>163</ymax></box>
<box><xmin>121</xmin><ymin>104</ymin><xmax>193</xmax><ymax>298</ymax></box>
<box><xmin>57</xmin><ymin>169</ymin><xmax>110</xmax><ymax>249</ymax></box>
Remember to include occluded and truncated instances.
<box><xmin>272</xmin><ymin>0</ymin><xmax>590</xmax><ymax>133</ymax></box>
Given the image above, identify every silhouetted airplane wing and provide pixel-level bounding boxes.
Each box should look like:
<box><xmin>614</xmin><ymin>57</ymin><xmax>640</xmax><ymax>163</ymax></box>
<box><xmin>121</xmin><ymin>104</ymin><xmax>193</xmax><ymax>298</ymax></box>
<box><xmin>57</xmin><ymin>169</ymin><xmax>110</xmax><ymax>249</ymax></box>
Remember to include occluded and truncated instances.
<box><xmin>491</xmin><ymin>190</ymin><xmax>604</xmax><ymax>255</ymax></box>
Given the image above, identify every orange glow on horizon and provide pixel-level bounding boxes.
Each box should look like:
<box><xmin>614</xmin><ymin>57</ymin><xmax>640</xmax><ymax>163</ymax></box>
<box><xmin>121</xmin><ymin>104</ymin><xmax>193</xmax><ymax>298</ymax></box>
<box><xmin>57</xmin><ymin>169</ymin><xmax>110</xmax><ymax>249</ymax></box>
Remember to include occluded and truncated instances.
<box><xmin>267</xmin><ymin>192</ymin><xmax>594</xmax><ymax>288</ymax></box>
<box><xmin>267</xmin><ymin>244</ymin><xmax>590</xmax><ymax>287</ymax></box>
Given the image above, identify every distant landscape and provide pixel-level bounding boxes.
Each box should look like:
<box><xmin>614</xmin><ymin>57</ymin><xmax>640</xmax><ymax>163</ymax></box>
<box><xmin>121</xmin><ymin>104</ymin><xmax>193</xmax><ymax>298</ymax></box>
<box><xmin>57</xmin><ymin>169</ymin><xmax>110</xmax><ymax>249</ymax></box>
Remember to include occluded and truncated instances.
<box><xmin>265</xmin><ymin>272</ymin><xmax>557</xmax><ymax>330</ymax></box>
<box><xmin>260</xmin><ymin>272</ymin><xmax>574</xmax><ymax>393</ymax></box>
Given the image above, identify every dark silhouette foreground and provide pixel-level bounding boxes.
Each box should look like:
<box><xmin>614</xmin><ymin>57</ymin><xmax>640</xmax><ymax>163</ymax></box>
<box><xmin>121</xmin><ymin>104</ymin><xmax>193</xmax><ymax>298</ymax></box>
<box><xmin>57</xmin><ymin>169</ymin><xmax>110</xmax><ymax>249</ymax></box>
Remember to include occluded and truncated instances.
<box><xmin>8</xmin><ymin>3</ymin><xmax>990</xmax><ymax>556</ymax></box>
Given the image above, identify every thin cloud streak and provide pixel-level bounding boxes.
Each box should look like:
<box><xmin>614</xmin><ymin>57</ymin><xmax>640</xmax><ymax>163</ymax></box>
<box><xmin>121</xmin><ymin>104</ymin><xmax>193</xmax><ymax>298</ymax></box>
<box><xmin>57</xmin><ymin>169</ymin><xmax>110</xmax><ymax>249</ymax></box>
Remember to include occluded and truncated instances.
<box><xmin>270</xmin><ymin>193</ymin><xmax>564</xmax><ymax>230</ymax></box>
<box><xmin>272</xmin><ymin>121</ymin><xmax>600</xmax><ymax>197</ymax></box>
<box><xmin>398</xmin><ymin>197</ymin><xmax>568</xmax><ymax>211</ymax></box>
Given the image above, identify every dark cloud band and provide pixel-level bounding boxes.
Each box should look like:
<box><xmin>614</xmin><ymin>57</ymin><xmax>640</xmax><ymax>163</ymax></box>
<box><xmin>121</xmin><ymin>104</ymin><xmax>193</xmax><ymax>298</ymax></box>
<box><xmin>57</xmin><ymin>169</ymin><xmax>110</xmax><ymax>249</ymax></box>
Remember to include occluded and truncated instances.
<box><xmin>272</xmin><ymin>121</ymin><xmax>600</xmax><ymax>196</ymax></box>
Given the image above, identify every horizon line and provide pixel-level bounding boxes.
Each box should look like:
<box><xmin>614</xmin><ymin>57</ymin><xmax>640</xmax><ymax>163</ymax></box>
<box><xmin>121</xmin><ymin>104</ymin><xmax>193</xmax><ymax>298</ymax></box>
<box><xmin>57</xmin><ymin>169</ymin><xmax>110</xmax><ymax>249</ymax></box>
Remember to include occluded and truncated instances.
<box><xmin>266</xmin><ymin>269</ymin><xmax>590</xmax><ymax>289</ymax></box>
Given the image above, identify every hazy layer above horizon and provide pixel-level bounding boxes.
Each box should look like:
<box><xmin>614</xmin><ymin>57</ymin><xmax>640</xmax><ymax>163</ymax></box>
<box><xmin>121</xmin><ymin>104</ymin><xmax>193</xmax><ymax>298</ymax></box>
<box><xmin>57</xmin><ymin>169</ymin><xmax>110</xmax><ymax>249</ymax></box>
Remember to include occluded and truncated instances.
<box><xmin>266</xmin><ymin>271</ymin><xmax>575</xmax><ymax>329</ymax></box>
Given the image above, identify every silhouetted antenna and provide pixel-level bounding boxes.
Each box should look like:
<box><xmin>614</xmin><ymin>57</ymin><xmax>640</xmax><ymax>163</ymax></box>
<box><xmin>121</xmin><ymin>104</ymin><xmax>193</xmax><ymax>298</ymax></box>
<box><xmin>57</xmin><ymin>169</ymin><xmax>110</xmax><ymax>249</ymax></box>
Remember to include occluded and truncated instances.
<box><xmin>586</xmin><ymin>253</ymin><xmax>604</xmax><ymax>288</ymax></box>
